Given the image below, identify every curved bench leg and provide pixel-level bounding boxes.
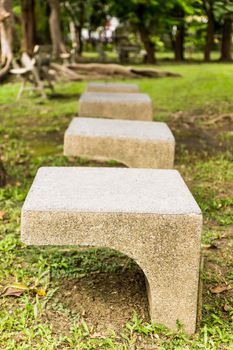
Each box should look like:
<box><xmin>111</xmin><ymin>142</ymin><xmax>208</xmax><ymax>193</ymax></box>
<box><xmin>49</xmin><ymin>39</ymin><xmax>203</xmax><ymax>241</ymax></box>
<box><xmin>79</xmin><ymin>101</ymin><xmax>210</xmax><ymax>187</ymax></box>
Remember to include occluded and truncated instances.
<box><xmin>132</xmin><ymin>215</ymin><xmax>202</xmax><ymax>335</ymax></box>
<box><xmin>21</xmin><ymin>193</ymin><xmax>202</xmax><ymax>334</ymax></box>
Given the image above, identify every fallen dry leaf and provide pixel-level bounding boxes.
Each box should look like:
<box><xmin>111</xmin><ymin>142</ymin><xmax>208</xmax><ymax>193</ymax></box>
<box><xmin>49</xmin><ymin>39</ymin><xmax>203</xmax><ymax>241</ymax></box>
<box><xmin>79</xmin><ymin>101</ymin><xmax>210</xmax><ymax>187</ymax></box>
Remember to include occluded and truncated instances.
<box><xmin>223</xmin><ymin>303</ymin><xmax>231</xmax><ymax>312</ymax></box>
<box><xmin>1</xmin><ymin>282</ymin><xmax>28</xmax><ymax>297</ymax></box>
<box><xmin>0</xmin><ymin>211</ymin><xmax>6</xmax><ymax>220</ymax></box>
<box><xmin>210</xmin><ymin>285</ymin><xmax>232</xmax><ymax>294</ymax></box>
<box><xmin>1</xmin><ymin>282</ymin><xmax>46</xmax><ymax>298</ymax></box>
<box><xmin>10</xmin><ymin>282</ymin><xmax>28</xmax><ymax>290</ymax></box>
<box><xmin>1</xmin><ymin>287</ymin><xmax>24</xmax><ymax>297</ymax></box>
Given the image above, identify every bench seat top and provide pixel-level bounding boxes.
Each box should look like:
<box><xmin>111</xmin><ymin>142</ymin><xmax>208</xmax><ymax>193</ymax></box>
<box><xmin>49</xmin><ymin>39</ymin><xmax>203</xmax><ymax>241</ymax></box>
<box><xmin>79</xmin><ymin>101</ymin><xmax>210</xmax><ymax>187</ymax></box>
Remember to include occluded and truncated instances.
<box><xmin>87</xmin><ymin>82</ymin><xmax>139</xmax><ymax>93</ymax></box>
<box><xmin>80</xmin><ymin>92</ymin><xmax>151</xmax><ymax>104</ymax></box>
<box><xmin>66</xmin><ymin>117</ymin><xmax>175</xmax><ymax>142</ymax></box>
<box><xmin>22</xmin><ymin>167</ymin><xmax>201</xmax><ymax>215</ymax></box>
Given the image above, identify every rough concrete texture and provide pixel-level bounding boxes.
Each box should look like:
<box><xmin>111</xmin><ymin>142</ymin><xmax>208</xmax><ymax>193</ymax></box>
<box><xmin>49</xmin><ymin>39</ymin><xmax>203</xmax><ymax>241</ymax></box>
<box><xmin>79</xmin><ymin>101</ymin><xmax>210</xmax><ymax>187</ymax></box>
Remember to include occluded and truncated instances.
<box><xmin>64</xmin><ymin>117</ymin><xmax>175</xmax><ymax>168</ymax></box>
<box><xmin>79</xmin><ymin>92</ymin><xmax>153</xmax><ymax>121</ymax></box>
<box><xmin>87</xmin><ymin>82</ymin><xmax>140</xmax><ymax>93</ymax></box>
<box><xmin>21</xmin><ymin>167</ymin><xmax>202</xmax><ymax>334</ymax></box>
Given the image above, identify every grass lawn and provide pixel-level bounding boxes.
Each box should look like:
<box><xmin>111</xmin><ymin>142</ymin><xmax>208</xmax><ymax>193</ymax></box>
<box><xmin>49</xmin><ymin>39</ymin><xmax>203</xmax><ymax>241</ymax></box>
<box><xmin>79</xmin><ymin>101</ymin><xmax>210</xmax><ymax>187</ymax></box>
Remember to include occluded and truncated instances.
<box><xmin>0</xmin><ymin>63</ymin><xmax>232</xmax><ymax>349</ymax></box>
<box><xmin>82</xmin><ymin>50</ymin><xmax>222</xmax><ymax>62</ymax></box>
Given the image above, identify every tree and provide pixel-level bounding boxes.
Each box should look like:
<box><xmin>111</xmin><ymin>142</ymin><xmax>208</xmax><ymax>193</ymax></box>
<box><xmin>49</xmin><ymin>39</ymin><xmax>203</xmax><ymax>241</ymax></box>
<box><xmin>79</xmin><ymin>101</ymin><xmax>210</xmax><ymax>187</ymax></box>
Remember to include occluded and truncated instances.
<box><xmin>63</xmin><ymin>0</ymin><xmax>85</xmax><ymax>57</ymax></box>
<box><xmin>163</xmin><ymin>0</ymin><xmax>197</xmax><ymax>61</ymax></box>
<box><xmin>221</xmin><ymin>16</ymin><xmax>232</xmax><ymax>61</ymax></box>
<box><xmin>214</xmin><ymin>0</ymin><xmax>233</xmax><ymax>61</ymax></box>
<box><xmin>202</xmin><ymin>0</ymin><xmax>215</xmax><ymax>61</ymax></box>
<box><xmin>21</xmin><ymin>0</ymin><xmax>36</xmax><ymax>54</ymax></box>
<box><xmin>47</xmin><ymin>0</ymin><xmax>66</xmax><ymax>59</ymax></box>
<box><xmin>109</xmin><ymin>0</ymin><xmax>160</xmax><ymax>63</ymax></box>
<box><xmin>0</xmin><ymin>0</ymin><xmax>13</xmax><ymax>79</ymax></box>
<box><xmin>170</xmin><ymin>4</ymin><xmax>186</xmax><ymax>61</ymax></box>
<box><xmin>62</xmin><ymin>0</ymin><xmax>108</xmax><ymax>58</ymax></box>
<box><xmin>109</xmin><ymin>0</ymin><xmax>199</xmax><ymax>64</ymax></box>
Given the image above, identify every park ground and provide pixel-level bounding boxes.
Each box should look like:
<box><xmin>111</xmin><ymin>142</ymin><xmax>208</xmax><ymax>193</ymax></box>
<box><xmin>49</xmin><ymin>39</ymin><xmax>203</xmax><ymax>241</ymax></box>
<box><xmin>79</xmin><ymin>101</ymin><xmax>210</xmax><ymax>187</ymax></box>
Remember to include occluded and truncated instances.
<box><xmin>0</xmin><ymin>63</ymin><xmax>232</xmax><ymax>349</ymax></box>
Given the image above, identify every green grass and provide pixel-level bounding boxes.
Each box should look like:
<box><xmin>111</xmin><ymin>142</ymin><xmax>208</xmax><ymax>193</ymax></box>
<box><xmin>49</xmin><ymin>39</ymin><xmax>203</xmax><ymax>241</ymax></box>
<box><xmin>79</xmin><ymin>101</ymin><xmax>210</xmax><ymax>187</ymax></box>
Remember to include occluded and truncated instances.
<box><xmin>139</xmin><ymin>64</ymin><xmax>233</xmax><ymax>119</ymax></box>
<box><xmin>0</xmin><ymin>63</ymin><xmax>233</xmax><ymax>349</ymax></box>
<box><xmin>82</xmin><ymin>50</ymin><xmax>221</xmax><ymax>62</ymax></box>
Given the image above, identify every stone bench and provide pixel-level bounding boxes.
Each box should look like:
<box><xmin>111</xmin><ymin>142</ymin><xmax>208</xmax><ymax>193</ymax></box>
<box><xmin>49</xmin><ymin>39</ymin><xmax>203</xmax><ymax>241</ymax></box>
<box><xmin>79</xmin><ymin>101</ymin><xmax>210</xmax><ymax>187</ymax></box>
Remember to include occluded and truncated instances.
<box><xmin>79</xmin><ymin>92</ymin><xmax>153</xmax><ymax>121</ymax></box>
<box><xmin>64</xmin><ymin>117</ymin><xmax>175</xmax><ymax>168</ymax></box>
<box><xmin>21</xmin><ymin>167</ymin><xmax>202</xmax><ymax>334</ymax></box>
<box><xmin>87</xmin><ymin>82</ymin><xmax>140</xmax><ymax>93</ymax></box>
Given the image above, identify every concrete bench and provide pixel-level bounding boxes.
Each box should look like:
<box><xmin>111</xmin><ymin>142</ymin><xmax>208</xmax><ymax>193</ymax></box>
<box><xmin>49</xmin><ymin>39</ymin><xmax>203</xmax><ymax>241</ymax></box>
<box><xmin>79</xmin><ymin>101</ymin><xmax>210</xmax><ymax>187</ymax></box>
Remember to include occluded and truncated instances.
<box><xmin>79</xmin><ymin>92</ymin><xmax>153</xmax><ymax>121</ymax></box>
<box><xmin>64</xmin><ymin>117</ymin><xmax>175</xmax><ymax>168</ymax></box>
<box><xmin>87</xmin><ymin>82</ymin><xmax>139</xmax><ymax>93</ymax></box>
<box><xmin>21</xmin><ymin>167</ymin><xmax>202</xmax><ymax>334</ymax></box>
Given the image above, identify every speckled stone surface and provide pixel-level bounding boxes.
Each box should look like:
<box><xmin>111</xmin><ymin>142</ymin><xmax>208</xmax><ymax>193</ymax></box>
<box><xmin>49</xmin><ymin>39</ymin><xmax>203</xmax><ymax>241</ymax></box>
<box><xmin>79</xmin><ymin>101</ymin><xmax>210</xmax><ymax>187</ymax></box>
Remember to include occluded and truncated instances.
<box><xmin>64</xmin><ymin>117</ymin><xmax>175</xmax><ymax>168</ymax></box>
<box><xmin>79</xmin><ymin>92</ymin><xmax>153</xmax><ymax>121</ymax></box>
<box><xmin>87</xmin><ymin>82</ymin><xmax>140</xmax><ymax>93</ymax></box>
<box><xmin>21</xmin><ymin>167</ymin><xmax>202</xmax><ymax>334</ymax></box>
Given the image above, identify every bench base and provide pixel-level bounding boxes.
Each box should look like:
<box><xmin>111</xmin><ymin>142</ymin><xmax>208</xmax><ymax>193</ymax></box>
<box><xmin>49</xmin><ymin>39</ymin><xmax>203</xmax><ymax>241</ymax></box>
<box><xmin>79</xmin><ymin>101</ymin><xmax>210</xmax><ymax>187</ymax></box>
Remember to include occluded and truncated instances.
<box><xmin>79</xmin><ymin>92</ymin><xmax>153</xmax><ymax>121</ymax></box>
<box><xmin>64</xmin><ymin>118</ymin><xmax>175</xmax><ymax>168</ymax></box>
<box><xmin>21</xmin><ymin>167</ymin><xmax>202</xmax><ymax>334</ymax></box>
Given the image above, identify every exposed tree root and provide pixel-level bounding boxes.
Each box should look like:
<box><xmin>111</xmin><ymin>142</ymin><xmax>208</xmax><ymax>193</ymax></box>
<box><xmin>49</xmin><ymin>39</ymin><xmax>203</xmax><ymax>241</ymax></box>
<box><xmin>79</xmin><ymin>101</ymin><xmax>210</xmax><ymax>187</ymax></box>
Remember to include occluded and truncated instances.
<box><xmin>51</xmin><ymin>62</ymin><xmax>181</xmax><ymax>81</ymax></box>
<box><xmin>203</xmin><ymin>114</ymin><xmax>233</xmax><ymax>125</ymax></box>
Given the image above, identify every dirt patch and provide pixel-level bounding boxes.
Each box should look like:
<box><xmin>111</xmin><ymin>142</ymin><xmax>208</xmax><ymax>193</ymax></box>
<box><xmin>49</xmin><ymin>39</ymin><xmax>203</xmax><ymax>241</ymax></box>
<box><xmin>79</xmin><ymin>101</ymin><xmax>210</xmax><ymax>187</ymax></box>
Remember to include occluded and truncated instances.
<box><xmin>49</xmin><ymin>264</ymin><xmax>149</xmax><ymax>334</ymax></box>
<box><xmin>169</xmin><ymin>112</ymin><xmax>233</xmax><ymax>157</ymax></box>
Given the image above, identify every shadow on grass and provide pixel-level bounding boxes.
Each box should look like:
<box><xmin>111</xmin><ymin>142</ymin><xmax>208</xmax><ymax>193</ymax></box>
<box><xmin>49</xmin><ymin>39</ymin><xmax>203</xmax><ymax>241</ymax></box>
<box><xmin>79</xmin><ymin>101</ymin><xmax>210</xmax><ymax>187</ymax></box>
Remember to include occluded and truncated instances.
<box><xmin>48</xmin><ymin>92</ymin><xmax>82</xmax><ymax>100</ymax></box>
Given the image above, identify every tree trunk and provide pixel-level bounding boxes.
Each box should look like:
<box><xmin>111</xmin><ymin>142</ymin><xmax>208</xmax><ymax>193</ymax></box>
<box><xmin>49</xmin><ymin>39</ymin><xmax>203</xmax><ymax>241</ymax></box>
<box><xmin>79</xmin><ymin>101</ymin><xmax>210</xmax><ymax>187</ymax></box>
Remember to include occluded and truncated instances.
<box><xmin>77</xmin><ymin>26</ymin><xmax>83</xmax><ymax>56</ymax></box>
<box><xmin>64</xmin><ymin>1</ymin><xmax>84</xmax><ymax>57</ymax></box>
<box><xmin>69</xmin><ymin>21</ymin><xmax>77</xmax><ymax>53</ymax></box>
<box><xmin>0</xmin><ymin>159</ymin><xmax>6</xmax><ymax>187</ymax></box>
<box><xmin>204</xmin><ymin>11</ymin><xmax>214</xmax><ymax>61</ymax></box>
<box><xmin>220</xmin><ymin>17</ymin><xmax>232</xmax><ymax>62</ymax></box>
<box><xmin>21</xmin><ymin>0</ymin><xmax>36</xmax><ymax>54</ymax></box>
<box><xmin>172</xmin><ymin>23</ymin><xmax>185</xmax><ymax>61</ymax></box>
<box><xmin>0</xmin><ymin>0</ymin><xmax>13</xmax><ymax>79</ymax></box>
<box><xmin>47</xmin><ymin>0</ymin><xmax>66</xmax><ymax>59</ymax></box>
<box><xmin>138</xmin><ymin>27</ymin><xmax>155</xmax><ymax>64</ymax></box>
<box><xmin>170</xmin><ymin>5</ymin><xmax>186</xmax><ymax>62</ymax></box>
<box><xmin>76</xmin><ymin>1</ymin><xmax>84</xmax><ymax>56</ymax></box>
